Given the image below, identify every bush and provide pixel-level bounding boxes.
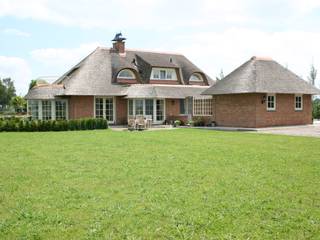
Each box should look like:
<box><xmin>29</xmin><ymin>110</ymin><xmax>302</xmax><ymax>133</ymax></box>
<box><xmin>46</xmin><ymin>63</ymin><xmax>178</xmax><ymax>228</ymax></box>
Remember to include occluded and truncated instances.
<box><xmin>192</xmin><ymin>116</ymin><xmax>206</xmax><ymax>127</ymax></box>
<box><xmin>174</xmin><ymin>120</ymin><xmax>181</xmax><ymax>127</ymax></box>
<box><xmin>0</xmin><ymin>118</ymin><xmax>108</xmax><ymax>132</ymax></box>
<box><xmin>313</xmin><ymin>99</ymin><xmax>320</xmax><ymax>120</ymax></box>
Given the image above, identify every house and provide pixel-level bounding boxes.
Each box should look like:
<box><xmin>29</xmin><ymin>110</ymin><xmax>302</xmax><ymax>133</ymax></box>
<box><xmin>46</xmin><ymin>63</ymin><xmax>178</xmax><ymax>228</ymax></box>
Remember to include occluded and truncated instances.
<box><xmin>25</xmin><ymin>33</ymin><xmax>214</xmax><ymax>125</ymax></box>
<box><xmin>202</xmin><ymin>56</ymin><xmax>320</xmax><ymax>128</ymax></box>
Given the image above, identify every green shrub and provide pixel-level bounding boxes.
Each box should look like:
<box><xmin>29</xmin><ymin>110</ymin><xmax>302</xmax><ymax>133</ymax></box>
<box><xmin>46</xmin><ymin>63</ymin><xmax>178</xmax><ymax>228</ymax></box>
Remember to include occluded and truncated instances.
<box><xmin>192</xmin><ymin>117</ymin><xmax>206</xmax><ymax>127</ymax></box>
<box><xmin>174</xmin><ymin>120</ymin><xmax>181</xmax><ymax>127</ymax></box>
<box><xmin>0</xmin><ymin>118</ymin><xmax>108</xmax><ymax>132</ymax></box>
<box><xmin>313</xmin><ymin>99</ymin><xmax>320</xmax><ymax>119</ymax></box>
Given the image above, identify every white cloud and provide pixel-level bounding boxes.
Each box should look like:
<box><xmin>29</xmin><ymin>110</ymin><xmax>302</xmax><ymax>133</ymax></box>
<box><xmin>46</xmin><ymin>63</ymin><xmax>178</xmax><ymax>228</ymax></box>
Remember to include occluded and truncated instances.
<box><xmin>0</xmin><ymin>56</ymin><xmax>32</xmax><ymax>95</ymax></box>
<box><xmin>165</xmin><ymin>29</ymin><xmax>320</xmax><ymax>86</ymax></box>
<box><xmin>1</xmin><ymin>0</ymin><xmax>319</xmax><ymax>29</ymax></box>
<box><xmin>30</xmin><ymin>42</ymin><xmax>101</xmax><ymax>75</ymax></box>
<box><xmin>2</xmin><ymin>28</ymin><xmax>31</xmax><ymax>37</ymax></box>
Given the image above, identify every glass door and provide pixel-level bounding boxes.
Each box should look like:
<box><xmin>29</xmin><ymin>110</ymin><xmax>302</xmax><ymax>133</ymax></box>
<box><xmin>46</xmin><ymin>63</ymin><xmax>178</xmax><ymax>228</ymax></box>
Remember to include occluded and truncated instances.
<box><xmin>156</xmin><ymin>99</ymin><xmax>164</xmax><ymax>122</ymax></box>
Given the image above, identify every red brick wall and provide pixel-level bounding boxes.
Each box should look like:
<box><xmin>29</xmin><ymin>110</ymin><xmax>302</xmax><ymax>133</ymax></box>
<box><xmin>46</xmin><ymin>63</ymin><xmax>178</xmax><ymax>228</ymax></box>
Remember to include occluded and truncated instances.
<box><xmin>165</xmin><ymin>99</ymin><xmax>188</xmax><ymax>123</ymax></box>
<box><xmin>213</xmin><ymin>94</ymin><xmax>258</xmax><ymax>128</ymax></box>
<box><xmin>212</xmin><ymin>93</ymin><xmax>313</xmax><ymax>128</ymax></box>
<box><xmin>115</xmin><ymin>97</ymin><xmax>127</xmax><ymax>124</ymax></box>
<box><xmin>255</xmin><ymin>94</ymin><xmax>312</xmax><ymax>127</ymax></box>
<box><xmin>69</xmin><ymin>96</ymin><xmax>94</xmax><ymax>119</ymax></box>
<box><xmin>117</xmin><ymin>78</ymin><xmax>138</xmax><ymax>84</ymax></box>
<box><xmin>150</xmin><ymin>80</ymin><xmax>180</xmax><ymax>85</ymax></box>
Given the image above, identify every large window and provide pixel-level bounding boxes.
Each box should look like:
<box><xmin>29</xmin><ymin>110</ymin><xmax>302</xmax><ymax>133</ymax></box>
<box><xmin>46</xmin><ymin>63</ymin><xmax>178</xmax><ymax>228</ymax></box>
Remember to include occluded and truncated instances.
<box><xmin>267</xmin><ymin>94</ymin><xmax>276</xmax><ymax>111</ymax></box>
<box><xmin>193</xmin><ymin>97</ymin><xmax>212</xmax><ymax>116</ymax></box>
<box><xmin>295</xmin><ymin>95</ymin><xmax>303</xmax><ymax>111</ymax></box>
<box><xmin>179</xmin><ymin>98</ymin><xmax>192</xmax><ymax>115</ymax></box>
<box><xmin>117</xmin><ymin>69</ymin><xmax>135</xmax><ymax>79</ymax></box>
<box><xmin>135</xmin><ymin>99</ymin><xmax>144</xmax><ymax>115</ymax></box>
<box><xmin>128</xmin><ymin>99</ymin><xmax>164</xmax><ymax>123</ymax></box>
<box><xmin>156</xmin><ymin>100</ymin><xmax>164</xmax><ymax>121</ymax></box>
<box><xmin>28</xmin><ymin>100</ymin><xmax>39</xmax><ymax>120</ymax></box>
<box><xmin>145</xmin><ymin>99</ymin><xmax>154</xmax><ymax>117</ymax></box>
<box><xmin>95</xmin><ymin>98</ymin><xmax>104</xmax><ymax>119</ymax></box>
<box><xmin>28</xmin><ymin>99</ymin><xmax>68</xmax><ymax>120</ymax></box>
<box><xmin>42</xmin><ymin>100</ymin><xmax>52</xmax><ymax>120</ymax></box>
<box><xmin>95</xmin><ymin>97</ymin><xmax>114</xmax><ymax>122</ymax></box>
<box><xmin>55</xmin><ymin>100</ymin><xmax>67</xmax><ymax>120</ymax></box>
<box><xmin>151</xmin><ymin>68</ymin><xmax>177</xmax><ymax>80</ymax></box>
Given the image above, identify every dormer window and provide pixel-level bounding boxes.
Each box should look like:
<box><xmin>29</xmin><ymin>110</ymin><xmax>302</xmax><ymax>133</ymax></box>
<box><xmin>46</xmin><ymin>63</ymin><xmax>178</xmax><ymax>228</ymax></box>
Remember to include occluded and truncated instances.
<box><xmin>117</xmin><ymin>69</ymin><xmax>135</xmax><ymax>79</ymax></box>
<box><xmin>151</xmin><ymin>68</ymin><xmax>177</xmax><ymax>80</ymax></box>
<box><xmin>189</xmin><ymin>73</ymin><xmax>203</xmax><ymax>82</ymax></box>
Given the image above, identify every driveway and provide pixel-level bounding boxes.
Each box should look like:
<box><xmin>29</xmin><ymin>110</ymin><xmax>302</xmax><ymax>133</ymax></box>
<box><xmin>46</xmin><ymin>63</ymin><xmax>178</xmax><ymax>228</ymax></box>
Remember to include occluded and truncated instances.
<box><xmin>257</xmin><ymin>121</ymin><xmax>320</xmax><ymax>138</ymax></box>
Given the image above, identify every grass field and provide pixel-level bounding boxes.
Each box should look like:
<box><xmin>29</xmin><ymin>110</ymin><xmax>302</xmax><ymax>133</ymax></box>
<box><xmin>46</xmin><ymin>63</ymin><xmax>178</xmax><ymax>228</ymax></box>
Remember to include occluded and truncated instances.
<box><xmin>0</xmin><ymin>129</ymin><xmax>319</xmax><ymax>239</ymax></box>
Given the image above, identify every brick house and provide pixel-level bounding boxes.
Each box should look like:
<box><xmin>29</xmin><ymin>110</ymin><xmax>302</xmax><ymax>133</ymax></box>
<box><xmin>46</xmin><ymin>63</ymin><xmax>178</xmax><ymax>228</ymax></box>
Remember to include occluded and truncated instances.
<box><xmin>202</xmin><ymin>57</ymin><xmax>320</xmax><ymax>128</ymax></box>
<box><xmin>25</xmin><ymin>33</ymin><xmax>214</xmax><ymax>125</ymax></box>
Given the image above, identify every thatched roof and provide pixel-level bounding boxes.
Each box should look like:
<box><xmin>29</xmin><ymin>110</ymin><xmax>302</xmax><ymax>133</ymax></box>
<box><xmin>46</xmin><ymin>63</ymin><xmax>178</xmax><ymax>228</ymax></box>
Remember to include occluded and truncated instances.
<box><xmin>203</xmin><ymin>56</ymin><xmax>320</xmax><ymax>95</ymax></box>
<box><xmin>26</xmin><ymin>47</ymin><xmax>213</xmax><ymax>99</ymax></box>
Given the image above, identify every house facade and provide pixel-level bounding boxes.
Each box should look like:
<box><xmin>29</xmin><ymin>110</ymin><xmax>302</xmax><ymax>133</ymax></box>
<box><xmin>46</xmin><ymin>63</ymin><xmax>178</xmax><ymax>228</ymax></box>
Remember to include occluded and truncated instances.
<box><xmin>26</xmin><ymin>34</ymin><xmax>320</xmax><ymax>128</ymax></box>
<box><xmin>25</xmin><ymin>34</ymin><xmax>214</xmax><ymax>125</ymax></box>
<box><xmin>203</xmin><ymin>57</ymin><xmax>320</xmax><ymax>128</ymax></box>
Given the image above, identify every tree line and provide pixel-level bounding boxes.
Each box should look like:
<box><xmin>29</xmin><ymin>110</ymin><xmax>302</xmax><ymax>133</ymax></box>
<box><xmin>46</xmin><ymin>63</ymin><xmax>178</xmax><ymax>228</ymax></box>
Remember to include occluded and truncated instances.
<box><xmin>0</xmin><ymin>78</ymin><xmax>26</xmax><ymax>113</ymax></box>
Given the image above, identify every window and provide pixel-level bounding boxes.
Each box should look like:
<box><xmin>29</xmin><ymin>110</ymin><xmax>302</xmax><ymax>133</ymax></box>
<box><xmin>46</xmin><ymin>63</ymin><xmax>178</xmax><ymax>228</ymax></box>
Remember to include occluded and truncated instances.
<box><xmin>105</xmin><ymin>98</ymin><xmax>114</xmax><ymax>121</ymax></box>
<box><xmin>135</xmin><ymin>99</ymin><xmax>144</xmax><ymax>115</ymax></box>
<box><xmin>128</xmin><ymin>99</ymin><xmax>134</xmax><ymax>116</ymax></box>
<box><xmin>42</xmin><ymin>100</ymin><xmax>52</xmax><ymax>120</ymax></box>
<box><xmin>156</xmin><ymin>100</ymin><xmax>164</xmax><ymax>121</ymax></box>
<box><xmin>95</xmin><ymin>98</ymin><xmax>104</xmax><ymax>119</ymax></box>
<box><xmin>179</xmin><ymin>99</ymin><xmax>186</xmax><ymax>115</ymax></box>
<box><xmin>117</xmin><ymin>69</ymin><xmax>135</xmax><ymax>79</ymax></box>
<box><xmin>295</xmin><ymin>95</ymin><xmax>303</xmax><ymax>111</ymax></box>
<box><xmin>28</xmin><ymin>100</ymin><xmax>39</xmax><ymax>120</ymax></box>
<box><xmin>193</xmin><ymin>97</ymin><xmax>212</xmax><ymax>116</ymax></box>
<box><xmin>145</xmin><ymin>99</ymin><xmax>154</xmax><ymax>118</ymax></box>
<box><xmin>151</xmin><ymin>68</ymin><xmax>177</xmax><ymax>80</ymax></box>
<box><xmin>95</xmin><ymin>97</ymin><xmax>114</xmax><ymax>122</ymax></box>
<box><xmin>55</xmin><ymin>100</ymin><xmax>67</xmax><ymax>120</ymax></box>
<box><xmin>267</xmin><ymin>94</ymin><xmax>276</xmax><ymax>111</ymax></box>
<box><xmin>189</xmin><ymin>73</ymin><xmax>203</xmax><ymax>82</ymax></box>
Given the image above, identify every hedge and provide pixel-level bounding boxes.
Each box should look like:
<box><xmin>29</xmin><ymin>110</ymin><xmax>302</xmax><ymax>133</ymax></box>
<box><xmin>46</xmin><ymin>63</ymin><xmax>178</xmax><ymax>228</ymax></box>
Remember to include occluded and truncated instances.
<box><xmin>0</xmin><ymin>118</ymin><xmax>108</xmax><ymax>132</ymax></box>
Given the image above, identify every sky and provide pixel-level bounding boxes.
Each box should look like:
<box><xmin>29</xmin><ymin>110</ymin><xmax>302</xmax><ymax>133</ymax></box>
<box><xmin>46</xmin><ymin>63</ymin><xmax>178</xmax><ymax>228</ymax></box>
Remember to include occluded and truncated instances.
<box><xmin>1</xmin><ymin>0</ymin><xmax>320</xmax><ymax>95</ymax></box>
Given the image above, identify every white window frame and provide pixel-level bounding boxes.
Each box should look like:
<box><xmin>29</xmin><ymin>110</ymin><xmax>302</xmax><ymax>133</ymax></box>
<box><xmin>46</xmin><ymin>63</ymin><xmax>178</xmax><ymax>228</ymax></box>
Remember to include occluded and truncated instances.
<box><xmin>127</xmin><ymin>98</ymin><xmax>166</xmax><ymax>124</ymax></box>
<box><xmin>117</xmin><ymin>69</ymin><xmax>135</xmax><ymax>79</ymax></box>
<box><xmin>295</xmin><ymin>94</ymin><xmax>303</xmax><ymax>111</ymax></box>
<box><xmin>94</xmin><ymin>96</ymin><xmax>116</xmax><ymax>124</ymax></box>
<box><xmin>150</xmin><ymin>68</ymin><xmax>177</xmax><ymax>80</ymax></box>
<box><xmin>27</xmin><ymin>99</ymin><xmax>68</xmax><ymax>120</ymax></box>
<box><xmin>266</xmin><ymin>94</ymin><xmax>276</xmax><ymax>111</ymax></box>
<box><xmin>193</xmin><ymin>97</ymin><xmax>213</xmax><ymax>116</ymax></box>
<box><xmin>189</xmin><ymin>73</ymin><xmax>203</xmax><ymax>82</ymax></box>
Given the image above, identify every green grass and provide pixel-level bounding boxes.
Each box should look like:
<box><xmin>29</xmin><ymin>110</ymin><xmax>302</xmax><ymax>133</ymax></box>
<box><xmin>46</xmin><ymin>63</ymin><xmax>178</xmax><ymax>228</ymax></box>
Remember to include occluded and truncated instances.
<box><xmin>0</xmin><ymin>129</ymin><xmax>319</xmax><ymax>239</ymax></box>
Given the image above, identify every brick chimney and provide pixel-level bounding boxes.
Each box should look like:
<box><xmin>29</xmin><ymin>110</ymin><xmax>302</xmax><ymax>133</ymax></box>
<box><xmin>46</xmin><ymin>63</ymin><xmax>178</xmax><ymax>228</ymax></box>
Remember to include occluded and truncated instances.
<box><xmin>111</xmin><ymin>33</ymin><xmax>126</xmax><ymax>53</ymax></box>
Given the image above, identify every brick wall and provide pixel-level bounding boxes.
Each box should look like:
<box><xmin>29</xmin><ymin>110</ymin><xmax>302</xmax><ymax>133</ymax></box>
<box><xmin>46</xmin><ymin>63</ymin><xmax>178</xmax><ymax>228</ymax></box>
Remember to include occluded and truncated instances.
<box><xmin>69</xmin><ymin>96</ymin><xmax>94</xmax><ymax>119</ymax></box>
<box><xmin>213</xmin><ymin>94</ymin><xmax>257</xmax><ymax>128</ymax></box>
<box><xmin>165</xmin><ymin>99</ymin><xmax>188</xmax><ymax>123</ymax></box>
<box><xmin>255</xmin><ymin>94</ymin><xmax>312</xmax><ymax>127</ymax></box>
<box><xmin>212</xmin><ymin>93</ymin><xmax>313</xmax><ymax>128</ymax></box>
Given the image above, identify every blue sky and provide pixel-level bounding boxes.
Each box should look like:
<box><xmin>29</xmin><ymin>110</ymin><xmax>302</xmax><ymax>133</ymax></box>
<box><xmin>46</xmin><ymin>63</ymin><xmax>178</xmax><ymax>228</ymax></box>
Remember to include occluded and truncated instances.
<box><xmin>1</xmin><ymin>0</ymin><xmax>320</xmax><ymax>95</ymax></box>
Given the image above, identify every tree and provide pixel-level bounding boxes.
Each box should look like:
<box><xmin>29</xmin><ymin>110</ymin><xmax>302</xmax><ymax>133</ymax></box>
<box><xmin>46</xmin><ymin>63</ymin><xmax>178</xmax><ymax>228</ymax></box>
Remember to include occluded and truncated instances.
<box><xmin>10</xmin><ymin>96</ymin><xmax>27</xmax><ymax>113</ymax></box>
<box><xmin>313</xmin><ymin>99</ymin><xmax>320</xmax><ymax>120</ymax></box>
<box><xmin>0</xmin><ymin>77</ymin><xmax>16</xmax><ymax>111</ymax></box>
<box><xmin>216</xmin><ymin>69</ymin><xmax>225</xmax><ymax>81</ymax></box>
<box><xmin>308</xmin><ymin>64</ymin><xmax>317</xmax><ymax>86</ymax></box>
<box><xmin>29</xmin><ymin>79</ymin><xmax>37</xmax><ymax>90</ymax></box>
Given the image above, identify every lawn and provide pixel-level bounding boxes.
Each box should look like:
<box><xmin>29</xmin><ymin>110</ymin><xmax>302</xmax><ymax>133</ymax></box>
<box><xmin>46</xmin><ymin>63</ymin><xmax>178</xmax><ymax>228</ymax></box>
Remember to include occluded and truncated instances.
<box><xmin>0</xmin><ymin>129</ymin><xmax>319</xmax><ymax>239</ymax></box>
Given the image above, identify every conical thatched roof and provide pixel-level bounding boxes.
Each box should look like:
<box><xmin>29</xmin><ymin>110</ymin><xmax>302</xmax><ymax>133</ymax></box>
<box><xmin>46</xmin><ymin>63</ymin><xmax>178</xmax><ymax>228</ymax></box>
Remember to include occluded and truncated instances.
<box><xmin>203</xmin><ymin>56</ymin><xmax>320</xmax><ymax>95</ymax></box>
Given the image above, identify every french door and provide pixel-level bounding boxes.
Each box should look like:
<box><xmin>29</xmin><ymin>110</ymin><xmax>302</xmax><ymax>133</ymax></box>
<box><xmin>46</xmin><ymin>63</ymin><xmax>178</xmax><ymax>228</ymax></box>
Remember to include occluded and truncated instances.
<box><xmin>128</xmin><ymin>99</ymin><xmax>165</xmax><ymax>124</ymax></box>
<box><xmin>95</xmin><ymin>97</ymin><xmax>115</xmax><ymax>123</ymax></box>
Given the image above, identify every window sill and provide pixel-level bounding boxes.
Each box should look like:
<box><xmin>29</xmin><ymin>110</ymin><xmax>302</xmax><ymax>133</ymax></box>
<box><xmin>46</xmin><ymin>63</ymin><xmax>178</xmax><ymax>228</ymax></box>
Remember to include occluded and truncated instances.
<box><xmin>267</xmin><ymin>109</ymin><xmax>276</xmax><ymax>112</ymax></box>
